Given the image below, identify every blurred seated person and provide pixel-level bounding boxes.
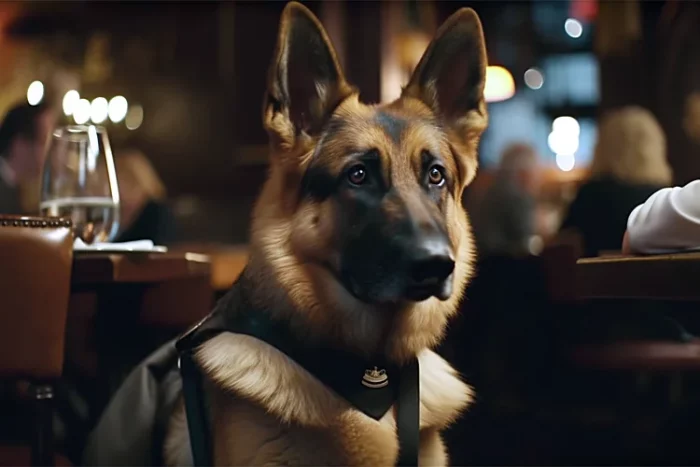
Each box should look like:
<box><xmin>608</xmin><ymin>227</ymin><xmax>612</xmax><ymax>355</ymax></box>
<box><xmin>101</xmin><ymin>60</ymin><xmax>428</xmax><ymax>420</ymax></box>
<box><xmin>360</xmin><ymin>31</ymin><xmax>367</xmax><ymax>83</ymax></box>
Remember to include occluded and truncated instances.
<box><xmin>559</xmin><ymin>107</ymin><xmax>672</xmax><ymax>257</ymax></box>
<box><xmin>622</xmin><ymin>179</ymin><xmax>700</xmax><ymax>254</ymax></box>
<box><xmin>469</xmin><ymin>143</ymin><xmax>542</xmax><ymax>257</ymax></box>
<box><xmin>114</xmin><ymin>150</ymin><xmax>178</xmax><ymax>245</ymax></box>
<box><xmin>0</xmin><ymin>102</ymin><xmax>54</xmax><ymax>214</ymax></box>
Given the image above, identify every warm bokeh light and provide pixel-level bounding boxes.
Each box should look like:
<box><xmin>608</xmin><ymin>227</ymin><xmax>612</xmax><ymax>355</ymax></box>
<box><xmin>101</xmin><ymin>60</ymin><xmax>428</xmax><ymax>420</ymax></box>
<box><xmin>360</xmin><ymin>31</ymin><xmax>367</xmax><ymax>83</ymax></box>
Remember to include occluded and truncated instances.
<box><xmin>549</xmin><ymin>116</ymin><xmax>580</xmax><ymax>171</ymax></box>
<box><xmin>90</xmin><ymin>97</ymin><xmax>109</xmax><ymax>124</ymax></box>
<box><xmin>484</xmin><ymin>66</ymin><xmax>515</xmax><ymax>103</ymax></box>
<box><xmin>73</xmin><ymin>99</ymin><xmax>91</xmax><ymax>125</ymax></box>
<box><xmin>556</xmin><ymin>153</ymin><xmax>576</xmax><ymax>171</ymax></box>
<box><xmin>62</xmin><ymin>90</ymin><xmax>80</xmax><ymax>116</ymax></box>
<box><xmin>552</xmin><ymin>116</ymin><xmax>580</xmax><ymax>136</ymax></box>
<box><xmin>524</xmin><ymin>68</ymin><xmax>544</xmax><ymax>90</ymax></box>
<box><xmin>27</xmin><ymin>81</ymin><xmax>44</xmax><ymax>106</ymax></box>
<box><xmin>108</xmin><ymin>96</ymin><xmax>128</xmax><ymax>123</ymax></box>
<box><xmin>125</xmin><ymin>104</ymin><xmax>144</xmax><ymax>130</ymax></box>
<box><xmin>548</xmin><ymin>131</ymin><xmax>579</xmax><ymax>156</ymax></box>
<box><xmin>565</xmin><ymin>18</ymin><xmax>583</xmax><ymax>39</ymax></box>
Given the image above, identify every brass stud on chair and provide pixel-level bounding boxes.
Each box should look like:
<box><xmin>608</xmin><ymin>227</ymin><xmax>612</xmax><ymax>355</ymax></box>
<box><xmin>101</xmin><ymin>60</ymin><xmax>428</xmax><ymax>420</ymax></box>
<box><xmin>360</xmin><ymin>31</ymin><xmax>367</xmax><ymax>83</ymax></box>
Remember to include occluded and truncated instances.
<box><xmin>0</xmin><ymin>217</ymin><xmax>75</xmax><ymax>228</ymax></box>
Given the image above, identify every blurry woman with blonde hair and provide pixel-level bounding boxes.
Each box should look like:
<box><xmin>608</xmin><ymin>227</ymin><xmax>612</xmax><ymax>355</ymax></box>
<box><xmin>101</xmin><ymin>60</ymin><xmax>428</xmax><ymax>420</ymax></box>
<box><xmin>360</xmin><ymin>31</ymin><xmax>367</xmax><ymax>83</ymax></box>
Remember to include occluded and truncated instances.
<box><xmin>560</xmin><ymin>106</ymin><xmax>672</xmax><ymax>256</ymax></box>
<box><xmin>114</xmin><ymin>149</ymin><xmax>178</xmax><ymax>245</ymax></box>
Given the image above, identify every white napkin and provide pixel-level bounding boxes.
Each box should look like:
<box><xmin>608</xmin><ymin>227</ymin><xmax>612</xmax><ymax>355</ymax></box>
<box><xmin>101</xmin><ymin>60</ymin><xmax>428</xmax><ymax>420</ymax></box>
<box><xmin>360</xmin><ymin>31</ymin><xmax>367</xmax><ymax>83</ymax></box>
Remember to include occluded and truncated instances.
<box><xmin>73</xmin><ymin>238</ymin><xmax>167</xmax><ymax>252</ymax></box>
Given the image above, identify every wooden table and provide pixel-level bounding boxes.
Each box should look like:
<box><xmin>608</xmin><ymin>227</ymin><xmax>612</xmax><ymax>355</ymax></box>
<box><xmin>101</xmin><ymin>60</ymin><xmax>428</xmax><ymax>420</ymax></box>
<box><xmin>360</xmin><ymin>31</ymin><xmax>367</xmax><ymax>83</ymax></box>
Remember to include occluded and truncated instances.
<box><xmin>72</xmin><ymin>252</ymin><xmax>211</xmax><ymax>285</ymax></box>
<box><xmin>577</xmin><ymin>252</ymin><xmax>700</xmax><ymax>301</ymax></box>
<box><xmin>575</xmin><ymin>252</ymin><xmax>700</xmax><ymax>372</ymax></box>
<box><xmin>170</xmin><ymin>243</ymin><xmax>248</xmax><ymax>292</ymax></box>
<box><xmin>66</xmin><ymin>252</ymin><xmax>213</xmax><ymax>423</ymax></box>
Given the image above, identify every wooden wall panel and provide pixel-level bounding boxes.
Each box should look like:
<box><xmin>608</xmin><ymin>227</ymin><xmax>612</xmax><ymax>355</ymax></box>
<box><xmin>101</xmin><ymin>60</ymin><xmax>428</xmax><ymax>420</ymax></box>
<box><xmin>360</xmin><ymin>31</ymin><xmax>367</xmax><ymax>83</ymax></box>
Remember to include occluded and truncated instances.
<box><xmin>655</xmin><ymin>2</ymin><xmax>700</xmax><ymax>185</ymax></box>
<box><xmin>597</xmin><ymin>1</ymin><xmax>700</xmax><ymax>185</ymax></box>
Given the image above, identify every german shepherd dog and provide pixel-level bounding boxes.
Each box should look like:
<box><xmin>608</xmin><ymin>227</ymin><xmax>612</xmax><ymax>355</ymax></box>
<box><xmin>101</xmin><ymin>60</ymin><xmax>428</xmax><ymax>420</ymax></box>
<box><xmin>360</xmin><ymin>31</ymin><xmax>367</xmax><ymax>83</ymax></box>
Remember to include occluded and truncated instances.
<box><xmin>164</xmin><ymin>2</ymin><xmax>487</xmax><ymax>465</ymax></box>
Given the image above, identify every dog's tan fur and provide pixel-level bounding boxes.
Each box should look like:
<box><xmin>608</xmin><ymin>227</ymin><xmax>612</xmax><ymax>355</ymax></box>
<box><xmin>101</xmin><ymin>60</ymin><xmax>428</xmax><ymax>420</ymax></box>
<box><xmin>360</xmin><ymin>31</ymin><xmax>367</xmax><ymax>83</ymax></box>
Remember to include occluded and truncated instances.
<box><xmin>165</xmin><ymin>334</ymin><xmax>471</xmax><ymax>465</ymax></box>
<box><xmin>164</xmin><ymin>2</ymin><xmax>488</xmax><ymax>465</ymax></box>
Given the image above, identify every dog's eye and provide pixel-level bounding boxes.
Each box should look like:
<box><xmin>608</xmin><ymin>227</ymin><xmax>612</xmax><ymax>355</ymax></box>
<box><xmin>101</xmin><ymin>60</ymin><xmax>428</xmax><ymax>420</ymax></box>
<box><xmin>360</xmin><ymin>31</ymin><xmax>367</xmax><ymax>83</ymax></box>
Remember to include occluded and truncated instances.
<box><xmin>347</xmin><ymin>165</ymin><xmax>367</xmax><ymax>186</ymax></box>
<box><xmin>428</xmin><ymin>166</ymin><xmax>445</xmax><ymax>186</ymax></box>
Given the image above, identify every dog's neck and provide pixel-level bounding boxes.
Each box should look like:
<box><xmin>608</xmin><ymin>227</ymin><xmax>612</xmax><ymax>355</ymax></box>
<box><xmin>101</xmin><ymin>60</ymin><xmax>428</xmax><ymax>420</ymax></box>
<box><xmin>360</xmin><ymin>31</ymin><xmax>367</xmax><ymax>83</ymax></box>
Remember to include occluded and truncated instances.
<box><xmin>231</xmin><ymin>246</ymin><xmax>451</xmax><ymax>364</ymax></box>
<box><xmin>232</xmin><ymin>254</ymin><xmax>388</xmax><ymax>358</ymax></box>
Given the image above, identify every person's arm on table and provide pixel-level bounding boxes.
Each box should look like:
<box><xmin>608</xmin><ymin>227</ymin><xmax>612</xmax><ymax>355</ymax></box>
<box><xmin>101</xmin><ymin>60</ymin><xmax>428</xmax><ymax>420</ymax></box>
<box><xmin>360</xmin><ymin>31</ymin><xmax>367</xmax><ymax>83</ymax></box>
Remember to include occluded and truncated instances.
<box><xmin>621</xmin><ymin>229</ymin><xmax>631</xmax><ymax>255</ymax></box>
<box><xmin>625</xmin><ymin>180</ymin><xmax>700</xmax><ymax>254</ymax></box>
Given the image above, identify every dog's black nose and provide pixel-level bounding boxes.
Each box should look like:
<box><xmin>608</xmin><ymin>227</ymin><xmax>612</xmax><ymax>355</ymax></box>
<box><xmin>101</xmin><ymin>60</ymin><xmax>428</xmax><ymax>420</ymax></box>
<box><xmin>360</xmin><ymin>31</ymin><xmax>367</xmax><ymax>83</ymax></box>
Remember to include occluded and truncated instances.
<box><xmin>407</xmin><ymin>239</ymin><xmax>455</xmax><ymax>292</ymax></box>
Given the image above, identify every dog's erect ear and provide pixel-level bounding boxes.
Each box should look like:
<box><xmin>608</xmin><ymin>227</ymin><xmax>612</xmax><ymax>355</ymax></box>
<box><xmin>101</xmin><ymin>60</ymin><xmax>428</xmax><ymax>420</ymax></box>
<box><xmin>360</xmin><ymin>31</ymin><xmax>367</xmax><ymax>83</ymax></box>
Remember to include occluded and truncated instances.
<box><xmin>403</xmin><ymin>8</ymin><xmax>488</xmax><ymax>146</ymax></box>
<box><xmin>264</xmin><ymin>2</ymin><xmax>354</xmax><ymax>149</ymax></box>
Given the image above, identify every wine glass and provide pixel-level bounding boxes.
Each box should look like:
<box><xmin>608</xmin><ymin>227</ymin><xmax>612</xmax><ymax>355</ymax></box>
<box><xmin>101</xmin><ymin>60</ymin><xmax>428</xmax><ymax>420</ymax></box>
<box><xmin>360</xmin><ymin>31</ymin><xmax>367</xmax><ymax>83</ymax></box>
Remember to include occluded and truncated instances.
<box><xmin>40</xmin><ymin>125</ymin><xmax>120</xmax><ymax>244</ymax></box>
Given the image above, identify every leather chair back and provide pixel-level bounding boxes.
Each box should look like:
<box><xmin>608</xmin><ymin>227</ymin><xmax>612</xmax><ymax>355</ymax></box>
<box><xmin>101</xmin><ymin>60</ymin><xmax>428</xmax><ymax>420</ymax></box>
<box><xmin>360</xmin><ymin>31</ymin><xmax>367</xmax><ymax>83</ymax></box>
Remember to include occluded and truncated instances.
<box><xmin>0</xmin><ymin>216</ymin><xmax>73</xmax><ymax>380</ymax></box>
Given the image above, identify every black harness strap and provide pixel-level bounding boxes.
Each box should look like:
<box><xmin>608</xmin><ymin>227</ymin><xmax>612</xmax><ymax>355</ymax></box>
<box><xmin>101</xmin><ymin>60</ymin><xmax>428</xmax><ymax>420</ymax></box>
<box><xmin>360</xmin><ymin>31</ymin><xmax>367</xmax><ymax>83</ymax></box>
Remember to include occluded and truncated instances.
<box><xmin>396</xmin><ymin>357</ymin><xmax>420</xmax><ymax>466</ymax></box>
<box><xmin>179</xmin><ymin>351</ymin><xmax>213</xmax><ymax>467</ymax></box>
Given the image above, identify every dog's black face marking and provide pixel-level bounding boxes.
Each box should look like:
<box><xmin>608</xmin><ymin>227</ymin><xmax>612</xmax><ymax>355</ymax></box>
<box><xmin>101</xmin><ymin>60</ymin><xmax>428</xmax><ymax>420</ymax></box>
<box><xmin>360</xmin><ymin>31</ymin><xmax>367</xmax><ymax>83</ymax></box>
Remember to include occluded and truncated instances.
<box><xmin>336</xmin><ymin>178</ymin><xmax>454</xmax><ymax>304</ymax></box>
<box><xmin>304</xmin><ymin>111</ymin><xmax>457</xmax><ymax>305</ymax></box>
<box><xmin>376</xmin><ymin>112</ymin><xmax>407</xmax><ymax>143</ymax></box>
<box><xmin>301</xmin><ymin>166</ymin><xmax>337</xmax><ymax>202</ymax></box>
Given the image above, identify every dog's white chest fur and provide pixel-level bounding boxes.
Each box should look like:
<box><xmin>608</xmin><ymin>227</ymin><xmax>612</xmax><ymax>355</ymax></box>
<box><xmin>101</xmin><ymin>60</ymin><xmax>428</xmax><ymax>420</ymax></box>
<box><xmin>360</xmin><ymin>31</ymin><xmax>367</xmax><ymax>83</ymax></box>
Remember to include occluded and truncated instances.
<box><xmin>164</xmin><ymin>332</ymin><xmax>471</xmax><ymax>466</ymax></box>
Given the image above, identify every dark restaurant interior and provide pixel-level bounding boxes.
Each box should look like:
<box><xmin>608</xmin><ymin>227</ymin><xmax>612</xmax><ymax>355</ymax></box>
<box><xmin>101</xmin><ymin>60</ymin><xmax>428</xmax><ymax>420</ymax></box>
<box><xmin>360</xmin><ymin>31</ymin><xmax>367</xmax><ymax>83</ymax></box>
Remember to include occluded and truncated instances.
<box><xmin>1</xmin><ymin>0</ymin><xmax>700</xmax><ymax>465</ymax></box>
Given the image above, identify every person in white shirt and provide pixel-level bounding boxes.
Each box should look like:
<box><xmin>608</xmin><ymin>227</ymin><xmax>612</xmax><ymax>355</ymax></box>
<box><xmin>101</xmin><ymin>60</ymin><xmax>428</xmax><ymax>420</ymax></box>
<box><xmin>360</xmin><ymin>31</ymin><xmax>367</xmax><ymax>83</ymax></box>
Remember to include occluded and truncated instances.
<box><xmin>622</xmin><ymin>180</ymin><xmax>700</xmax><ymax>254</ymax></box>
